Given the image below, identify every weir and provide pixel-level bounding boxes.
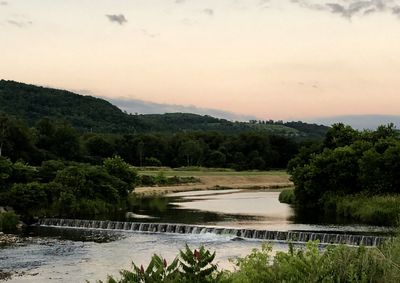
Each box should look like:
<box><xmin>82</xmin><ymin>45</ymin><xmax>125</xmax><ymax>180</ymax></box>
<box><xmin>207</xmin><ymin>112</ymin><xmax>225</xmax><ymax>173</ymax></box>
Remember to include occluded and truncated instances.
<box><xmin>37</xmin><ymin>218</ymin><xmax>387</xmax><ymax>247</ymax></box>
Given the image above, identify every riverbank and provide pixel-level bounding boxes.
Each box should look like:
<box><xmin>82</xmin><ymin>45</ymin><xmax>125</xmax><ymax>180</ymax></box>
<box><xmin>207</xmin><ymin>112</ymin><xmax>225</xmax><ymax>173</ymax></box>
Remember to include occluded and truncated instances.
<box><xmin>0</xmin><ymin>232</ymin><xmax>23</xmax><ymax>246</ymax></box>
<box><xmin>135</xmin><ymin>173</ymin><xmax>293</xmax><ymax>196</ymax></box>
<box><xmin>278</xmin><ymin>189</ymin><xmax>400</xmax><ymax>227</ymax></box>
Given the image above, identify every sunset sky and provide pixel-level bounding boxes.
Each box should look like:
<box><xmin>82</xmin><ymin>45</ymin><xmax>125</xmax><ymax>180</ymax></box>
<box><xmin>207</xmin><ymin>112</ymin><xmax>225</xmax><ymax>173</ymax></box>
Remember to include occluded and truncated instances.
<box><xmin>1</xmin><ymin>0</ymin><xmax>400</xmax><ymax>120</ymax></box>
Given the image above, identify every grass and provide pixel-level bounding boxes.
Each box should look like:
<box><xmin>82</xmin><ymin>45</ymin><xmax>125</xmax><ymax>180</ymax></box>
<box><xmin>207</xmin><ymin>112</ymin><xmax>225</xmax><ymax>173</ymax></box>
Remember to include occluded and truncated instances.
<box><xmin>134</xmin><ymin>167</ymin><xmax>291</xmax><ymax>196</ymax></box>
<box><xmin>278</xmin><ymin>189</ymin><xmax>295</xmax><ymax>204</ymax></box>
<box><xmin>99</xmin><ymin>237</ymin><xmax>400</xmax><ymax>283</ymax></box>
<box><xmin>136</xmin><ymin>168</ymin><xmax>288</xmax><ymax>177</ymax></box>
<box><xmin>335</xmin><ymin>194</ymin><xmax>400</xmax><ymax>226</ymax></box>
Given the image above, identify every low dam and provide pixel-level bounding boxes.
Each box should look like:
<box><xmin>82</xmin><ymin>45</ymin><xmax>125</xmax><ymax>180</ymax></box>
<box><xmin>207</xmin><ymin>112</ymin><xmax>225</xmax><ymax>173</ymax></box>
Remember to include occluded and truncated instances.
<box><xmin>37</xmin><ymin>218</ymin><xmax>387</xmax><ymax>246</ymax></box>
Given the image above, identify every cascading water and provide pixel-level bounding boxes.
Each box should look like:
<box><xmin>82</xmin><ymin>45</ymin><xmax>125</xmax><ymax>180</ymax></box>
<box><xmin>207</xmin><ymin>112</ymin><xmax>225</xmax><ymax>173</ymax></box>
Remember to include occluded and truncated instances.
<box><xmin>37</xmin><ymin>218</ymin><xmax>387</xmax><ymax>246</ymax></box>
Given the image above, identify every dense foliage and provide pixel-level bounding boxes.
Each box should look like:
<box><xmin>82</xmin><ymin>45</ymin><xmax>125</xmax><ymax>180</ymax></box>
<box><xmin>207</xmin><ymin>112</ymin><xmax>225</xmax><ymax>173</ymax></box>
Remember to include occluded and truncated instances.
<box><xmin>0</xmin><ymin>80</ymin><xmax>328</xmax><ymax>137</ymax></box>
<box><xmin>101</xmin><ymin>238</ymin><xmax>400</xmax><ymax>283</ymax></box>
<box><xmin>0</xmin><ymin>108</ymin><xmax>314</xmax><ymax>222</ymax></box>
<box><xmin>288</xmin><ymin>123</ymin><xmax>400</xmax><ymax>225</ymax></box>
<box><xmin>137</xmin><ymin>172</ymin><xmax>200</xmax><ymax>187</ymax></box>
<box><xmin>278</xmin><ymin>188</ymin><xmax>295</xmax><ymax>205</ymax></box>
<box><xmin>0</xmin><ymin>211</ymin><xmax>19</xmax><ymax>232</ymax></box>
<box><xmin>0</xmin><ymin>113</ymin><xmax>303</xmax><ymax>170</ymax></box>
<box><xmin>0</xmin><ymin>156</ymin><xmax>137</xmax><ymax>222</ymax></box>
<box><xmin>103</xmin><ymin>245</ymin><xmax>218</xmax><ymax>283</ymax></box>
<box><xmin>0</xmin><ymin>79</ymin><xmax>328</xmax><ymax>223</ymax></box>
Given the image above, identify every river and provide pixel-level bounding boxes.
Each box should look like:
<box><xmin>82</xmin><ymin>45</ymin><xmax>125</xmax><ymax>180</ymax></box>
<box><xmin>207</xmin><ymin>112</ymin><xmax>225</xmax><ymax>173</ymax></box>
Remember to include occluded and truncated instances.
<box><xmin>0</xmin><ymin>189</ymin><xmax>392</xmax><ymax>282</ymax></box>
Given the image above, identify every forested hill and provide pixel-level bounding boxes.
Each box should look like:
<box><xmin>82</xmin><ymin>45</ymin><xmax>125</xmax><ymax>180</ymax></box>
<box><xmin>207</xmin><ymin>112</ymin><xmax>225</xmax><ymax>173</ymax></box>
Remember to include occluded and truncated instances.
<box><xmin>0</xmin><ymin>80</ymin><xmax>328</xmax><ymax>137</ymax></box>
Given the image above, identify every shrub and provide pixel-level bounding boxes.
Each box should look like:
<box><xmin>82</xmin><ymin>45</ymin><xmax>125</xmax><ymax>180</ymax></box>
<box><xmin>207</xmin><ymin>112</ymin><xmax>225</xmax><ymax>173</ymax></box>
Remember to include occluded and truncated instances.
<box><xmin>137</xmin><ymin>174</ymin><xmax>201</xmax><ymax>187</ymax></box>
<box><xmin>101</xmin><ymin>245</ymin><xmax>219</xmax><ymax>283</ymax></box>
<box><xmin>144</xmin><ymin>157</ymin><xmax>162</xmax><ymax>167</ymax></box>
<box><xmin>0</xmin><ymin>211</ymin><xmax>19</xmax><ymax>232</ymax></box>
<box><xmin>335</xmin><ymin>194</ymin><xmax>400</xmax><ymax>226</ymax></box>
<box><xmin>100</xmin><ymin>238</ymin><xmax>400</xmax><ymax>283</ymax></box>
<box><xmin>278</xmin><ymin>189</ymin><xmax>295</xmax><ymax>204</ymax></box>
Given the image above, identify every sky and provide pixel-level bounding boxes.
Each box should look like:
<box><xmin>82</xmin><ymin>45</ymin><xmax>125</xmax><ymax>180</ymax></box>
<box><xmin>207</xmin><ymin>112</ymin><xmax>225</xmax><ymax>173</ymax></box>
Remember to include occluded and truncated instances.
<box><xmin>1</xmin><ymin>0</ymin><xmax>400</xmax><ymax>120</ymax></box>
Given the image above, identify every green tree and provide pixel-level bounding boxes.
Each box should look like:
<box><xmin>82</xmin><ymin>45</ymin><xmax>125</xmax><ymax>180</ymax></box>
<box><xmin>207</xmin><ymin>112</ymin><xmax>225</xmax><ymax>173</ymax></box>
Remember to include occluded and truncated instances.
<box><xmin>38</xmin><ymin>160</ymin><xmax>65</xmax><ymax>182</ymax></box>
<box><xmin>103</xmin><ymin>156</ymin><xmax>137</xmax><ymax>187</ymax></box>
<box><xmin>0</xmin><ymin>157</ymin><xmax>13</xmax><ymax>188</ymax></box>
<box><xmin>52</xmin><ymin>123</ymin><xmax>80</xmax><ymax>160</ymax></box>
<box><xmin>179</xmin><ymin>140</ymin><xmax>203</xmax><ymax>166</ymax></box>
<box><xmin>85</xmin><ymin>136</ymin><xmax>114</xmax><ymax>158</ymax></box>
<box><xmin>206</xmin><ymin>150</ymin><xmax>226</xmax><ymax>168</ymax></box>
<box><xmin>0</xmin><ymin>114</ymin><xmax>9</xmax><ymax>158</ymax></box>
<box><xmin>9</xmin><ymin>182</ymin><xmax>48</xmax><ymax>216</ymax></box>
<box><xmin>323</xmin><ymin>123</ymin><xmax>358</xmax><ymax>149</ymax></box>
<box><xmin>11</xmin><ymin>161</ymin><xmax>37</xmax><ymax>183</ymax></box>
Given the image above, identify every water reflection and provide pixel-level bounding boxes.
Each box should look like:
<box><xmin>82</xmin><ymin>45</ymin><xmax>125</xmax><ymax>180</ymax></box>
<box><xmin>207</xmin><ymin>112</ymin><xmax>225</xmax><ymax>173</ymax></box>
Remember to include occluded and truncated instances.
<box><xmin>2</xmin><ymin>189</ymin><xmax>394</xmax><ymax>282</ymax></box>
<box><xmin>126</xmin><ymin>190</ymin><xmax>266</xmax><ymax>225</ymax></box>
<box><xmin>127</xmin><ymin>189</ymin><xmax>392</xmax><ymax>233</ymax></box>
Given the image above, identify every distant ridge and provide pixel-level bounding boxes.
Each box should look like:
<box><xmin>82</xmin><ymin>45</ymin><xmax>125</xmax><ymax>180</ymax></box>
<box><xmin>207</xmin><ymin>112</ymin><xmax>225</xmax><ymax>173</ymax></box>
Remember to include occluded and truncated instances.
<box><xmin>0</xmin><ymin>80</ymin><xmax>328</xmax><ymax>138</ymax></box>
<box><xmin>312</xmin><ymin>115</ymin><xmax>400</xmax><ymax>130</ymax></box>
<box><xmin>108</xmin><ymin>97</ymin><xmax>258</xmax><ymax>122</ymax></box>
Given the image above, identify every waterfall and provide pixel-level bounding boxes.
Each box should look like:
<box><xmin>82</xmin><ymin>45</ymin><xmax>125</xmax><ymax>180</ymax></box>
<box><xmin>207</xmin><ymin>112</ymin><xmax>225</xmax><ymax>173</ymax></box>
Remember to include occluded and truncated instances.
<box><xmin>36</xmin><ymin>218</ymin><xmax>388</xmax><ymax>247</ymax></box>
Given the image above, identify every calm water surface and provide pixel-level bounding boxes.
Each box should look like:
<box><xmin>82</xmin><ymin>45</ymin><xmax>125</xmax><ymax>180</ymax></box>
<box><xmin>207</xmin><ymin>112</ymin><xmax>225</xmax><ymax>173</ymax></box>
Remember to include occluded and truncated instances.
<box><xmin>1</xmin><ymin>189</ymin><xmax>392</xmax><ymax>282</ymax></box>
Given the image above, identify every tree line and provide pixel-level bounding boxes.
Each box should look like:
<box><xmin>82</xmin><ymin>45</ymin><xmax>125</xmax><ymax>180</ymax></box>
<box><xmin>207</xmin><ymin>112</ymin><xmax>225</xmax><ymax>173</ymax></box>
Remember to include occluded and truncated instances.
<box><xmin>287</xmin><ymin>123</ymin><xmax>400</xmax><ymax>225</ymax></box>
<box><xmin>0</xmin><ymin>114</ymin><xmax>303</xmax><ymax>170</ymax></box>
<box><xmin>0</xmin><ymin>80</ymin><xmax>329</xmax><ymax>137</ymax></box>
<box><xmin>0</xmin><ymin>112</ymin><xmax>308</xmax><ymax>224</ymax></box>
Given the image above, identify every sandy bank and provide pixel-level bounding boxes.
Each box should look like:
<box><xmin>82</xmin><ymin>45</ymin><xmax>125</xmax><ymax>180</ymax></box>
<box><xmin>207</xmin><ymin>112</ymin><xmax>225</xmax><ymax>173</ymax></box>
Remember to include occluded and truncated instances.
<box><xmin>135</xmin><ymin>175</ymin><xmax>293</xmax><ymax>196</ymax></box>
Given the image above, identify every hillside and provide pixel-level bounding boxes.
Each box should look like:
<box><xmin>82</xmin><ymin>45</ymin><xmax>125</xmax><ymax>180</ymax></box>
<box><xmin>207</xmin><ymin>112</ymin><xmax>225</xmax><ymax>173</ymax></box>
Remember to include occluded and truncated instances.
<box><xmin>0</xmin><ymin>80</ymin><xmax>328</xmax><ymax>137</ymax></box>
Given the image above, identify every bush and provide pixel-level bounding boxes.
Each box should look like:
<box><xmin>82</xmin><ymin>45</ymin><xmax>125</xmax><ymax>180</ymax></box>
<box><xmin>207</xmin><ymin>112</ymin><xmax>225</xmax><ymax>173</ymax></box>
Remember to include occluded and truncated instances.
<box><xmin>278</xmin><ymin>189</ymin><xmax>295</xmax><ymax>204</ymax></box>
<box><xmin>137</xmin><ymin>174</ymin><xmax>201</xmax><ymax>187</ymax></box>
<box><xmin>99</xmin><ymin>238</ymin><xmax>400</xmax><ymax>283</ymax></box>
<box><xmin>335</xmin><ymin>194</ymin><xmax>400</xmax><ymax>226</ymax></box>
<box><xmin>104</xmin><ymin>156</ymin><xmax>138</xmax><ymax>186</ymax></box>
<box><xmin>0</xmin><ymin>211</ymin><xmax>19</xmax><ymax>232</ymax></box>
<box><xmin>144</xmin><ymin>157</ymin><xmax>162</xmax><ymax>167</ymax></box>
<box><xmin>9</xmin><ymin>182</ymin><xmax>48</xmax><ymax>217</ymax></box>
<box><xmin>101</xmin><ymin>245</ymin><xmax>219</xmax><ymax>283</ymax></box>
<box><xmin>288</xmin><ymin>123</ymin><xmax>400</xmax><ymax>222</ymax></box>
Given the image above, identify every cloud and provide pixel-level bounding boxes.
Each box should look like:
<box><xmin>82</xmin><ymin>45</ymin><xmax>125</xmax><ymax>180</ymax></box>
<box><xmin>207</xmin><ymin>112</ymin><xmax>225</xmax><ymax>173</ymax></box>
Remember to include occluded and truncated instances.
<box><xmin>203</xmin><ymin>9</ymin><xmax>214</xmax><ymax>16</ymax></box>
<box><xmin>139</xmin><ymin>29</ymin><xmax>159</xmax><ymax>38</ymax></box>
<box><xmin>175</xmin><ymin>0</ymin><xmax>186</xmax><ymax>3</ymax></box>
<box><xmin>0</xmin><ymin>1</ymin><xmax>7</xmax><ymax>6</ymax></box>
<box><xmin>7</xmin><ymin>19</ymin><xmax>32</xmax><ymax>28</ymax></box>
<box><xmin>393</xmin><ymin>6</ymin><xmax>400</xmax><ymax>16</ymax></box>
<box><xmin>292</xmin><ymin>0</ymin><xmax>400</xmax><ymax>19</ymax></box>
<box><xmin>258</xmin><ymin>0</ymin><xmax>271</xmax><ymax>8</ymax></box>
<box><xmin>181</xmin><ymin>18</ymin><xmax>197</xmax><ymax>26</ymax></box>
<box><xmin>364</xmin><ymin>8</ymin><xmax>376</xmax><ymax>15</ymax></box>
<box><xmin>106</xmin><ymin>14</ymin><xmax>127</xmax><ymax>25</ymax></box>
<box><xmin>290</xmin><ymin>0</ymin><xmax>326</xmax><ymax>11</ymax></box>
<box><xmin>326</xmin><ymin>1</ymin><xmax>375</xmax><ymax>18</ymax></box>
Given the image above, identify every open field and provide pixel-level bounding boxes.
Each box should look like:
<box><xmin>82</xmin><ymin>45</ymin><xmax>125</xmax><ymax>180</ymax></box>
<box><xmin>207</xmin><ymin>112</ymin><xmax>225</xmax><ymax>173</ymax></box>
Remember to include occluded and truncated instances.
<box><xmin>135</xmin><ymin>169</ymin><xmax>292</xmax><ymax>195</ymax></box>
<box><xmin>137</xmin><ymin>168</ymin><xmax>288</xmax><ymax>177</ymax></box>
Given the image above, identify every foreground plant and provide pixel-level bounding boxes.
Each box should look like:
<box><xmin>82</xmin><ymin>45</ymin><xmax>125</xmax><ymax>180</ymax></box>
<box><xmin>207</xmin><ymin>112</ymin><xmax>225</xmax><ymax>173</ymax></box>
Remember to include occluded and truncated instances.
<box><xmin>100</xmin><ymin>245</ymin><xmax>219</xmax><ymax>283</ymax></box>
<box><xmin>99</xmin><ymin>238</ymin><xmax>400</xmax><ymax>283</ymax></box>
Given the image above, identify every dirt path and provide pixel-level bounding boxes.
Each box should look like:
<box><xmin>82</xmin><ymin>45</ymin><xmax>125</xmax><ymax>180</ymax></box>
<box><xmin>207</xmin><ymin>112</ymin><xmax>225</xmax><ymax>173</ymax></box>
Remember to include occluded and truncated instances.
<box><xmin>135</xmin><ymin>175</ymin><xmax>293</xmax><ymax>196</ymax></box>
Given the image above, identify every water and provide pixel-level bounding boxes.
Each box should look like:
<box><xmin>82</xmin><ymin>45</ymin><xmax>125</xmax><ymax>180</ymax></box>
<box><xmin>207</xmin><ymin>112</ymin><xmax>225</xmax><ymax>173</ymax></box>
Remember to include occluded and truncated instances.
<box><xmin>1</xmin><ymin>229</ymin><xmax>291</xmax><ymax>282</ymax></box>
<box><xmin>37</xmin><ymin>218</ymin><xmax>386</xmax><ymax>246</ymax></box>
<box><xmin>130</xmin><ymin>189</ymin><xmax>392</xmax><ymax>233</ymax></box>
<box><xmin>0</xmin><ymin>189</ymin><xmax>393</xmax><ymax>282</ymax></box>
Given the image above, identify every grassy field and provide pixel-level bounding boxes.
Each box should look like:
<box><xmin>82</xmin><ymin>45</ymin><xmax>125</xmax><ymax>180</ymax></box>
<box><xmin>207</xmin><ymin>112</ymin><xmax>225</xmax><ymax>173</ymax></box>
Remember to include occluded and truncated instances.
<box><xmin>137</xmin><ymin>168</ymin><xmax>289</xmax><ymax>177</ymax></box>
<box><xmin>134</xmin><ymin>168</ymin><xmax>292</xmax><ymax>195</ymax></box>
